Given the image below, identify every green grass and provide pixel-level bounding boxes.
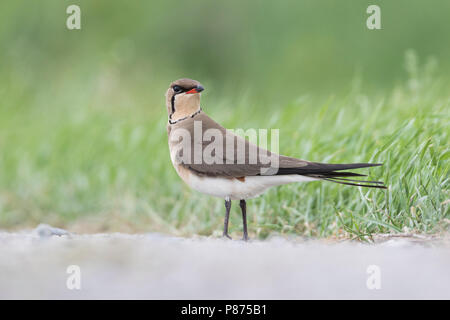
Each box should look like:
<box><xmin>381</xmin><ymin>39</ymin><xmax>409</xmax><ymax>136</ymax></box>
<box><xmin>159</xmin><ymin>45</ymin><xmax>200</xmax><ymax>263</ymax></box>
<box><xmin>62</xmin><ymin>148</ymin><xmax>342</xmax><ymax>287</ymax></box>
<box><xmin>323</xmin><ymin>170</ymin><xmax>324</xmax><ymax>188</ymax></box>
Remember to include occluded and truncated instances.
<box><xmin>0</xmin><ymin>52</ymin><xmax>448</xmax><ymax>239</ymax></box>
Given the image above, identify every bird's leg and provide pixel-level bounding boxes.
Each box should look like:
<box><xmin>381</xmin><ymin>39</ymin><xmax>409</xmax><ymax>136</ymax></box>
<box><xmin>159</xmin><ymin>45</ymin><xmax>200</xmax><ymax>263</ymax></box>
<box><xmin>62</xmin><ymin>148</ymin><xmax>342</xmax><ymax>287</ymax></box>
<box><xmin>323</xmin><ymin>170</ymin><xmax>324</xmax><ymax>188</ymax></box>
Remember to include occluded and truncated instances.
<box><xmin>223</xmin><ymin>198</ymin><xmax>232</xmax><ymax>239</ymax></box>
<box><xmin>240</xmin><ymin>199</ymin><xmax>249</xmax><ymax>241</ymax></box>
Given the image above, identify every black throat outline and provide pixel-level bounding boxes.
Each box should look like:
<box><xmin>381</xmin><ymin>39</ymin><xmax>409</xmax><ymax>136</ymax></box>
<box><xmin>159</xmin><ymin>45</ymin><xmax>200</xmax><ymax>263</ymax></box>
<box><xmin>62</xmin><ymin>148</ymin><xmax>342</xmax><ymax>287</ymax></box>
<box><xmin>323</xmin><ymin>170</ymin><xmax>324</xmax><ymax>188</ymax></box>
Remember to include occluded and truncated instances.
<box><xmin>168</xmin><ymin>108</ymin><xmax>202</xmax><ymax>125</ymax></box>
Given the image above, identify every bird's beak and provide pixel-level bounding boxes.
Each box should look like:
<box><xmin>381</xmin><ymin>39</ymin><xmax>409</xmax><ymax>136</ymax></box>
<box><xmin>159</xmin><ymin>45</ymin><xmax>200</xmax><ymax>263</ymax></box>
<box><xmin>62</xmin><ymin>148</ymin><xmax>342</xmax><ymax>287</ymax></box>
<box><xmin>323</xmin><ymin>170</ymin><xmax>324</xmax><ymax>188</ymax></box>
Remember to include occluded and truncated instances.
<box><xmin>185</xmin><ymin>85</ymin><xmax>204</xmax><ymax>94</ymax></box>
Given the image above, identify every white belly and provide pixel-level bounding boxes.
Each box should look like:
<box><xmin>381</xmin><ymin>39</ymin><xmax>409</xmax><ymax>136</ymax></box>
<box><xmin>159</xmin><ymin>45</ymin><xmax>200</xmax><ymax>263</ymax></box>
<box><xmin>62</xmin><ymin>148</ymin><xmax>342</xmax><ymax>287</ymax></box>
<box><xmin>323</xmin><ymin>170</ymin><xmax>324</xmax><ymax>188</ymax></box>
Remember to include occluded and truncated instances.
<box><xmin>186</xmin><ymin>174</ymin><xmax>317</xmax><ymax>200</ymax></box>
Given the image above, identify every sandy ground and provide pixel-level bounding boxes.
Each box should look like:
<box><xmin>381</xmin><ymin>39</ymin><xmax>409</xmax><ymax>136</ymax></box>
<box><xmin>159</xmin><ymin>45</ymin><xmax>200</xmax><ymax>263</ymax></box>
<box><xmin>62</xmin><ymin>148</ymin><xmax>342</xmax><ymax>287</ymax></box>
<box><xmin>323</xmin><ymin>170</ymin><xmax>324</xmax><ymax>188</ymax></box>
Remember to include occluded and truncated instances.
<box><xmin>0</xmin><ymin>224</ymin><xmax>449</xmax><ymax>299</ymax></box>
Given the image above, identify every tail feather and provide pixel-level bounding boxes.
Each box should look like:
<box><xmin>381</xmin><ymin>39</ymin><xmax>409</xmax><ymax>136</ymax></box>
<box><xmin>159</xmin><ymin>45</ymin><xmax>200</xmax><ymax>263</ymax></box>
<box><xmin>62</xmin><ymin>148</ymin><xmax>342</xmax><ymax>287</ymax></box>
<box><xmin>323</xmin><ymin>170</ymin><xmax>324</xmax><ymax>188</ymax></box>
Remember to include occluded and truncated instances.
<box><xmin>277</xmin><ymin>162</ymin><xmax>386</xmax><ymax>189</ymax></box>
<box><xmin>313</xmin><ymin>171</ymin><xmax>367</xmax><ymax>178</ymax></box>
<box><xmin>323</xmin><ymin>178</ymin><xmax>387</xmax><ymax>189</ymax></box>
<box><xmin>277</xmin><ymin>163</ymin><xmax>382</xmax><ymax>175</ymax></box>
<box><xmin>326</xmin><ymin>177</ymin><xmax>385</xmax><ymax>185</ymax></box>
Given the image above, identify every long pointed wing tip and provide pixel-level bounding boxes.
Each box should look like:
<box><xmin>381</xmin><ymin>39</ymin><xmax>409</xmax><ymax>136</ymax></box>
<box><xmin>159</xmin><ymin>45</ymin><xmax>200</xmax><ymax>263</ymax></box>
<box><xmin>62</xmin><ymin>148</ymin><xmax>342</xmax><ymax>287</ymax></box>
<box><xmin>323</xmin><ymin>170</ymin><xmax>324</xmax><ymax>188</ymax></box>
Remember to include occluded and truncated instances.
<box><xmin>372</xmin><ymin>163</ymin><xmax>383</xmax><ymax>167</ymax></box>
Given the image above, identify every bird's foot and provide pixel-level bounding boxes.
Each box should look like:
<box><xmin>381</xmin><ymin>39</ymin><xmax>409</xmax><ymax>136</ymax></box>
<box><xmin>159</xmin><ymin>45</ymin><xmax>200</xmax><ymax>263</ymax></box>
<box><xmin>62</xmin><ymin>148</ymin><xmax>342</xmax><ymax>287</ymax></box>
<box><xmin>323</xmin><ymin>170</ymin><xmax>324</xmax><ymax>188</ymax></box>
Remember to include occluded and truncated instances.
<box><xmin>223</xmin><ymin>233</ymin><xmax>232</xmax><ymax>240</ymax></box>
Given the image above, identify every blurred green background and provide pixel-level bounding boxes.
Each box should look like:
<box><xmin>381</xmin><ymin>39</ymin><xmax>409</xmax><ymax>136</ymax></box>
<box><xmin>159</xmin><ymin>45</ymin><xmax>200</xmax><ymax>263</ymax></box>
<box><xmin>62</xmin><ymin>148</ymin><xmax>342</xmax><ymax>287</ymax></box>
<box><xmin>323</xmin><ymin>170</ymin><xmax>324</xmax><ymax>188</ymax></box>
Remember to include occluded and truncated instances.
<box><xmin>0</xmin><ymin>0</ymin><xmax>448</xmax><ymax>237</ymax></box>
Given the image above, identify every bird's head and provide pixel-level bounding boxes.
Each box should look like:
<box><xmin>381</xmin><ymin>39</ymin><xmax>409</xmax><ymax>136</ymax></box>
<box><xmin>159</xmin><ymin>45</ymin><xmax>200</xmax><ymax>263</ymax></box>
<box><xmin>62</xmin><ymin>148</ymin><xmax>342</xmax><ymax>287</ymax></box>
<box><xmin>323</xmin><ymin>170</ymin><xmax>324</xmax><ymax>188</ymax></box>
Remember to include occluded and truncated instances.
<box><xmin>165</xmin><ymin>78</ymin><xmax>204</xmax><ymax>123</ymax></box>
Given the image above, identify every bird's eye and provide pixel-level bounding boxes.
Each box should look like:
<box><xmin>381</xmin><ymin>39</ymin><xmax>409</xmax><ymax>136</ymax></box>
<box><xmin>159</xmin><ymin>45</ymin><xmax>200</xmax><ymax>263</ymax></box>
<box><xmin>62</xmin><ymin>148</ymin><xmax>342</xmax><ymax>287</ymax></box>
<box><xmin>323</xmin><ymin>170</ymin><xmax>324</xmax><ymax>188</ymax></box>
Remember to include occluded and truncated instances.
<box><xmin>173</xmin><ymin>85</ymin><xmax>182</xmax><ymax>93</ymax></box>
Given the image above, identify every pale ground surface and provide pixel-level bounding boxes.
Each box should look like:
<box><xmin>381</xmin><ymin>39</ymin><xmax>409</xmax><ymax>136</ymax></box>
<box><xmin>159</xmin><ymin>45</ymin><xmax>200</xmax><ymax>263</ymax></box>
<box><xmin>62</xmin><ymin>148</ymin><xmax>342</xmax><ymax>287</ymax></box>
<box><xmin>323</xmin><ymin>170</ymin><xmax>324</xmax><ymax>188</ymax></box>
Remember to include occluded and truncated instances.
<box><xmin>0</xmin><ymin>224</ymin><xmax>449</xmax><ymax>299</ymax></box>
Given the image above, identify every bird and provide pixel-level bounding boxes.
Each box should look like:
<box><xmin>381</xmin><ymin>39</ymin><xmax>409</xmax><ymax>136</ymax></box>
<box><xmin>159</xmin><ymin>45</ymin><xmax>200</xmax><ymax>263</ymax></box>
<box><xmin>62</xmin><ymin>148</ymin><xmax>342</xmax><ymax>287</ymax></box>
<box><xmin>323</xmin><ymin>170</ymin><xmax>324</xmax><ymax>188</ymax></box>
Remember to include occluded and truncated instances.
<box><xmin>165</xmin><ymin>78</ymin><xmax>386</xmax><ymax>241</ymax></box>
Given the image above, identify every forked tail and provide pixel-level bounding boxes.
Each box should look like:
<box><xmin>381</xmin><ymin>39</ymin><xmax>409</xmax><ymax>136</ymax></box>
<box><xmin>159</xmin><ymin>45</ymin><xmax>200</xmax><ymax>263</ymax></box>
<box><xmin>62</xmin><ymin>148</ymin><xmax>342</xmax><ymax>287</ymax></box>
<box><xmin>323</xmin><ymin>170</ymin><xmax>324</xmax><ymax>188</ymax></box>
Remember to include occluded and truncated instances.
<box><xmin>277</xmin><ymin>163</ymin><xmax>387</xmax><ymax>189</ymax></box>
